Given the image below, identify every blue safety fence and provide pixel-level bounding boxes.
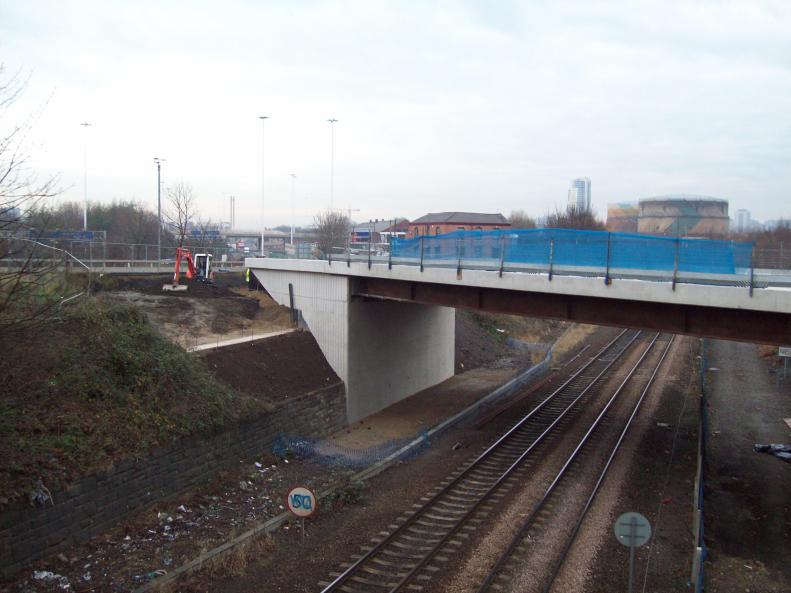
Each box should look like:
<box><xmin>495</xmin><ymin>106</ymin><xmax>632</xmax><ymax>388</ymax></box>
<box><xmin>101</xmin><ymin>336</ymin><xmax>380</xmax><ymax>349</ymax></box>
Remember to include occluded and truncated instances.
<box><xmin>391</xmin><ymin>229</ymin><xmax>754</xmax><ymax>276</ymax></box>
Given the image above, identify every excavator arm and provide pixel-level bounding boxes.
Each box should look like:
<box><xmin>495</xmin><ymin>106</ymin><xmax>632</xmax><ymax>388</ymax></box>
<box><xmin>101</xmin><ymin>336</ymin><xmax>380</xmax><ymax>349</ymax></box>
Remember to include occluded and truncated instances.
<box><xmin>173</xmin><ymin>247</ymin><xmax>196</xmax><ymax>284</ymax></box>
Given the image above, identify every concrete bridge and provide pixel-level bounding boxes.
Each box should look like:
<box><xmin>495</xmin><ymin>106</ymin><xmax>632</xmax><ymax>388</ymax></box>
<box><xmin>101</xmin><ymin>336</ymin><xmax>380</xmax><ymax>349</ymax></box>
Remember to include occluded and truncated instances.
<box><xmin>247</xmin><ymin>255</ymin><xmax>791</xmax><ymax>422</ymax></box>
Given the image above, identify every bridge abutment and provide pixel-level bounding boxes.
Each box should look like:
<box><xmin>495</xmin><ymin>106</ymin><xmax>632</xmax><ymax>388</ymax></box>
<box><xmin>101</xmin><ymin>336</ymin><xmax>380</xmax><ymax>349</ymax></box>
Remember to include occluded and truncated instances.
<box><xmin>251</xmin><ymin>268</ymin><xmax>455</xmax><ymax>422</ymax></box>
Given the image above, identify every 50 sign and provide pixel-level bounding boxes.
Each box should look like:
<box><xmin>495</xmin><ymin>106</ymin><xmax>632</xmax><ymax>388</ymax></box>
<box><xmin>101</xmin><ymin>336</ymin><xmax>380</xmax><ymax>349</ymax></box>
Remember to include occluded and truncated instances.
<box><xmin>287</xmin><ymin>486</ymin><xmax>317</xmax><ymax>518</ymax></box>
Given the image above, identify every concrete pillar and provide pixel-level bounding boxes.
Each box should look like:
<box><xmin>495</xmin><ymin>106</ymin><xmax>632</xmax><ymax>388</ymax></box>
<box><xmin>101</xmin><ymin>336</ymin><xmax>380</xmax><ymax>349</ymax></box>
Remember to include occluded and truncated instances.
<box><xmin>251</xmin><ymin>268</ymin><xmax>455</xmax><ymax>422</ymax></box>
<box><xmin>347</xmin><ymin>299</ymin><xmax>454</xmax><ymax>421</ymax></box>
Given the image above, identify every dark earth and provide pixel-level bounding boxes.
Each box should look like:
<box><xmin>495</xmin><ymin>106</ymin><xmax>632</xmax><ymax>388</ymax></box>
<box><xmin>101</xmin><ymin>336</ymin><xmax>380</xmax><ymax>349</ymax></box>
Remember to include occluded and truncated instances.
<box><xmin>201</xmin><ymin>332</ymin><xmax>340</xmax><ymax>403</ymax></box>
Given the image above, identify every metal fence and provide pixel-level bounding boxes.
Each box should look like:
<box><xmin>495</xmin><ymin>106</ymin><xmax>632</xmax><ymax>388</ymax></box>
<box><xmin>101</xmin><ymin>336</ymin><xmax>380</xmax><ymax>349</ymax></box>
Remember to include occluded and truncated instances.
<box><xmin>691</xmin><ymin>338</ymin><xmax>709</xmax><ymax>592</ymax></box>
<box><xmin>321</xmin><ymin>228</ymin><xmax>791</xmax><ymax>290</ymax></box>
<box><xmin>392</xmin><ymin>229</ymin><xmax>754</xmax><ymax>274</ymax></box>
<box><xmin>0</xmin><ymin>238</ymin><xmax>248</xmax><ymax>272</ymax></box>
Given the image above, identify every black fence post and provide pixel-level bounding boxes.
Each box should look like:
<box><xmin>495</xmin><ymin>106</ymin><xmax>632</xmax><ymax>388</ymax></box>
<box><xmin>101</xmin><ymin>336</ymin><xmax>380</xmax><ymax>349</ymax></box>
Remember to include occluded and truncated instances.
<box><xmin>456</xmin><ymin>235</ymin><xmax>463</xmax><ymax>277</ymax></box>
<box><xmin>498</xmin><ymin>232</ymin><xmax>506</xmax><ymax>277</ymax></box>
<box><xmin>288</xmin><ymin>282</ymin><xmax>297</xmax><ymax>323</ymax></box>
<box><xmin>749</xmin><ymin>244</ymin><xmax>755</xmax><ymax>297</ymax></box>
<box><xmin>419</xmin><ymin>236</ymin><xmax>425</xmax><ymax>272</ymax></box>
<box><xmin>672</xmin><ymin>237</ymin><xmax>680</xmax><ymax>291</ymax></box>
<box><xmin>328</xmin><ymin>249</ymin><xmax>332</xmax><ymax>266</ymax></box>
<box><xmin>604</xmin><ymin>232</ymin><xmax>612</xmax><ymax>285</ymax></box>
<box><xmin>548</xmin><ymin>238</ymin><xmax>554</xmax><ymax>281</ymax></box>
<box><xmin>388</xmin><ymin>240</ymin><xmax>393</xmax><ymax>270</ymax></box>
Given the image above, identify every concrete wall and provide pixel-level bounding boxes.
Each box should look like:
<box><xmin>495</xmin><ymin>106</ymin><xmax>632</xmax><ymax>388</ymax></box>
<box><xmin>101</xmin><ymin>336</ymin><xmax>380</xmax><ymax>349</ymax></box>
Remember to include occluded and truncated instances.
<box><xmin>251</xmin><ymin>268</ymin><xmax>456</xmax><ymax>422</ymax></box>
<box><xmin>251</xmin><ymin>268</ymin><xmax>350</xmax><ymax>381</ymax></box>
<box><xmin>0</xmin><ymin>383</ymin><xmax>346</xmax><ymax>579</ymax></box>
<box><xmin>347</xmin><ymin>300</ymin><xmax>455</xmax><ymax>421</ymax></box>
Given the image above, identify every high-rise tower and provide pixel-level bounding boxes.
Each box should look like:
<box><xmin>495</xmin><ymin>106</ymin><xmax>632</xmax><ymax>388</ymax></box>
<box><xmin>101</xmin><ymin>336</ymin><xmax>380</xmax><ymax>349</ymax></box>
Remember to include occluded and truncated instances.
<box><xmin>567</xmin><ymin>177</ymin><xmax>592</xmax><ymax>210</ymax></box>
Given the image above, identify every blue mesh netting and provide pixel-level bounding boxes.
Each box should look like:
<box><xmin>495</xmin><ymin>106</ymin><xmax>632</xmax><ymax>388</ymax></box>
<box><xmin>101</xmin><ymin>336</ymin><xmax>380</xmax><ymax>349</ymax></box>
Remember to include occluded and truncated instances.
<box><xmin>272</xmin><ymin>431</ymin><xmax>431</xmax><ymax>468</ymax></box>
<box><xmin>391</xmin><ymin>229</ymin><xmax>754</xmax><ymax>275</ymax></box>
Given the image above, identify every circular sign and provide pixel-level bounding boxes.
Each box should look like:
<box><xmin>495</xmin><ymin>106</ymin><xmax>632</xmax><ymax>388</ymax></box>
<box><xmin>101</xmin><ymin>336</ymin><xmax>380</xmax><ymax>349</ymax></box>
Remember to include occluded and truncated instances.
<box><xmin>287</xmin><ymin>486</ymin><xmax>317</xmax><ymax>517</ymax></box>
<box><xmin>614</xmin><ymin>512</ymin><xmax>651</xmax><ymax>548</ymax></box>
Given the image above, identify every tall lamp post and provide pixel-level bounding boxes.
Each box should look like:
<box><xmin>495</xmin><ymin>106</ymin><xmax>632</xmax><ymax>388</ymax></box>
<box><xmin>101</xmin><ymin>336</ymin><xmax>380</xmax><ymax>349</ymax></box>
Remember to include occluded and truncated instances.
<box><xmin>327</xmin><ymin>118</ymin><xmax>338</xmax><ymax>210</ymax></box>
<box><xmin>259</xmin><ymin>115</ymin><xmax>269</xmax><ymax>256</ymax></box>
<box><xmin>154</xmin><ymin>158</ymin><xmax>164</xmax><ymax>267</ymax></box>
<box><xmin>80</xmin><ymin>122</ymin><xmax>91</xmax><ymax>230</ymax></box>
<box><xmin>289</xmin><ymin>173</ymin><xmax>296</xmax><ymax>245</ymax></box>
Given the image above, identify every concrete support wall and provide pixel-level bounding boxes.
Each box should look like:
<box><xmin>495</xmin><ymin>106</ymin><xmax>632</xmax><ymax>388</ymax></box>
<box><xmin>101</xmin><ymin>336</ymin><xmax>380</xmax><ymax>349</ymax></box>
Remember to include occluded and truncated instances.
<box><xmin>252</xmin><ymin>268</ymin><xmax>455</xmax><ymax>422</ymax></box>
<box><xmin>347</xmin><ymin>300</ymin><xmax>455</xmax><ymax>421</ymax></box>
<box><xmin>252</xmin><ymin>268</ymin><xmax>350</xmax><ymax>381</ymax></box>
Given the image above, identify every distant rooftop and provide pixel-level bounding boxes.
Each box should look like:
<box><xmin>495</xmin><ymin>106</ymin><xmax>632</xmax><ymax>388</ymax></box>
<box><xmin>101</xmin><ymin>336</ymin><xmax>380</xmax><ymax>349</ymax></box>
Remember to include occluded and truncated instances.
<box><xmin>411</xmin><ymin>212</ymin><xmax>509</xmax><ymax>225</ymax></box>
<box><xmin>640</xmin><ymin>194</ymin><xmax>728</xmax><ymax>204</ymax></box>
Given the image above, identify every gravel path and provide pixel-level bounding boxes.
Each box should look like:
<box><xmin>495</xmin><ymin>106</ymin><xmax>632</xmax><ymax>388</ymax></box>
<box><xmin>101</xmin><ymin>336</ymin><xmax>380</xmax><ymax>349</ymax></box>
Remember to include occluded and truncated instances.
<box><xmin>704</xmin><ymin>340</ymin><xmax>791</xmax><ymax>592</ymax></box>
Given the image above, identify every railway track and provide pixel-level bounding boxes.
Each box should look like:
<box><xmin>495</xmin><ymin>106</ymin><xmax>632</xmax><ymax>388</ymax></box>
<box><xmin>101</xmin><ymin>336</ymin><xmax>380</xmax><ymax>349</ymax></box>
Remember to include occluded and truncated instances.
<box><xmin>476</xmin><ymin>333</ymin><xmax>675</xmax><ymax>593</ymax></box>
<box><xmin>318</xmin><ymin>328</ymin><xmax>650</xmax><ymax>593</ymax></box>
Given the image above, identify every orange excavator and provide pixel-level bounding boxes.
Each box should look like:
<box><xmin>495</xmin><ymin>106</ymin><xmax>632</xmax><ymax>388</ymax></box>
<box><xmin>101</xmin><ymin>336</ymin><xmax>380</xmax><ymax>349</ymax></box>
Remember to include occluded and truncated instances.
<box><xmin>162</xmin><ymin>247</ymin><xmax>213</xmax><ymax>291</ymax></box>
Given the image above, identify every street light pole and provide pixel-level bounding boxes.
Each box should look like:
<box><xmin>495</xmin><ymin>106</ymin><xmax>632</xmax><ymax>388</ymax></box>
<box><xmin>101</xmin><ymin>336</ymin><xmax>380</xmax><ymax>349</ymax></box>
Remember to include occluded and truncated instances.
<box><xmin>154</xmin><ymin>158</ymin><xmax>164</xmax><ymax>268</ymax></box>
<box><xmin>327</xmin><ymin>118</ymin><xmax>338</xmax><ymax>210</ymax></box>
<box><xmin>80</xmin><ymin>122</ymin><xmax>91</xmax><ymax>230</ymax></box>
<box><xmin>289</xmin><ymin>173</ymin><xmax>296</xmax><ymax>246</ymax></box>
<box><xmin>259</xmin><ymin>115</ymin><xmax>269</xmax><ymax>257</ymax></box>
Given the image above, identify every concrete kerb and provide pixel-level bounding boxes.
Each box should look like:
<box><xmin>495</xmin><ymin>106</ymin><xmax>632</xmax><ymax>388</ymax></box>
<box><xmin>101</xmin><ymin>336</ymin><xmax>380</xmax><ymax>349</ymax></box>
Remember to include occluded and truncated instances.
<box><xmin>131</xmin><ymin>350</ymin><xmax>552</xmax><ymax>593</ymax></box>
<box><xmin>186</xmin><ymin>329</ymin><xmax>295</xmax><ymax>352</ymax></box>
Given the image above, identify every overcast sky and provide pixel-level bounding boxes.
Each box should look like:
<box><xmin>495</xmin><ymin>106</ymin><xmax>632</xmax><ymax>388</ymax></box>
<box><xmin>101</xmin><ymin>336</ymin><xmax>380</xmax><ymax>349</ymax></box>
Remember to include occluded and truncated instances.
<box><xmin>2</xmin><ymin>0</ymin><xmax>790</xmax><ymax>228</ymax></box>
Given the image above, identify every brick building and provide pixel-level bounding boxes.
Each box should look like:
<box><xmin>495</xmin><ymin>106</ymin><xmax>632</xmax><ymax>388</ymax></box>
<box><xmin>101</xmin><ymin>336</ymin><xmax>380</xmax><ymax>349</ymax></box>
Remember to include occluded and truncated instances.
<box><xmin>409</xmin><ymin>212</ymin><xmax>510</xmax><ymax>237</ymax></box>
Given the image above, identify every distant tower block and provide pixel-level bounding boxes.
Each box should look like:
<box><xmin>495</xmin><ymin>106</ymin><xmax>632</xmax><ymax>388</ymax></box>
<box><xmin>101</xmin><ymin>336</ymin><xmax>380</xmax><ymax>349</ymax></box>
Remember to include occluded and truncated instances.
<box><xmin>568</xmin><ymin>177</ymin><xmax>592</xmax><ymax>210</ymax></box>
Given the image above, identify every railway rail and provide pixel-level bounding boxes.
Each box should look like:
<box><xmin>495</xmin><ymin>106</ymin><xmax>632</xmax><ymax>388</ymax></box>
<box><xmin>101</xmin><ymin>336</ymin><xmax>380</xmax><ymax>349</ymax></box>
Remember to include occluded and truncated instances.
<box><xmin>319</xmin><ymin>328</ymin><xmax>651</xmax><ymax>593</ymax></box>
<box><xmin>476</xmin><ymin>333</ymin><xmax>675</xmax><ymax>593</ymax></box>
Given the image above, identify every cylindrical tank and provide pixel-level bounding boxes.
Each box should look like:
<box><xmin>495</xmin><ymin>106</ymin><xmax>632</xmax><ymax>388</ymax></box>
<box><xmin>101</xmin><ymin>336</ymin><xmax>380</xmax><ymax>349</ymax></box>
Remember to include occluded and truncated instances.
<box><xmin>606</xmin><ymin>202</ymin><xmax>639</xmax><ymax>232</ymax></box>
<box><xmin>637</xmin><ymin>195</ymin><xmax>729</xmax><ymax>237</ymax></box>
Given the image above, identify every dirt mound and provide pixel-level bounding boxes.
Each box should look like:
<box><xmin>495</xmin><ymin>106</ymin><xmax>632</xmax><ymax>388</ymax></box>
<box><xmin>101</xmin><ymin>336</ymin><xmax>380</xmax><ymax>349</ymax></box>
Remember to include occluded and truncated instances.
<box><xmin>104</xmin><ymin>274</ymin><xmax>241</xmax><ymax>299</ymax></box>
<box><xmin>201</xmin><ymin>331</ymin><xmax>340</xmax><ymax>402</ymax></box>
<box><xmin>100</xmin><ymin>274</ymin><xmax>294</xmax><ymax>348</ymax></box>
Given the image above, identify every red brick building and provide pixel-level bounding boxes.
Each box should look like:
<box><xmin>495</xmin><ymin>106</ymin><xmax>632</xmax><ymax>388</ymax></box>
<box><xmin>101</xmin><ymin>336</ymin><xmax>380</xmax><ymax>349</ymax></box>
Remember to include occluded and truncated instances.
<box><xmin>408</xmin><ymin>212</ymin><xmax>510</xmax><ymax>237</ymax></box>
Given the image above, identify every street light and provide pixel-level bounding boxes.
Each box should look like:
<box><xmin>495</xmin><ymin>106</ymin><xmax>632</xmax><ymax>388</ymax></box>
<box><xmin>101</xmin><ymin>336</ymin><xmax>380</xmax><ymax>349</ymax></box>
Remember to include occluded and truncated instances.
<box><xmin>259</xmin><ymin>115</ymin><xmax>269</xmax><ymax>256</ymax></box>
<box><xmin>80</xmin><ymin>122</ymin><xmax>91</xmax><ymax>230</ymax></box>
<box><xmin>289</xmin><ymin>173</ymin><xmax>296</xmax><ymax>246</ymax></box>
<box><xmin>154</xmin><ymin>158</ymin><xmax>165</xmax><ymax>267</ymax></box>
<box><xmin>327</xmin><ymin>118</ymin><xmax>338</xmax><ymax>210</ymax></box>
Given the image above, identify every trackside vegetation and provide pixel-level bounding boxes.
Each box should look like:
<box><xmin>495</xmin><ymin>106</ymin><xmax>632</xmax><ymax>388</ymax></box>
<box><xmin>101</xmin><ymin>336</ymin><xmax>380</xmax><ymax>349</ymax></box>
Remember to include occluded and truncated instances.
<box><xmin>0</xmin><ymin>299</ymin><xmax>265</xmax><ymax>502</ymax></box>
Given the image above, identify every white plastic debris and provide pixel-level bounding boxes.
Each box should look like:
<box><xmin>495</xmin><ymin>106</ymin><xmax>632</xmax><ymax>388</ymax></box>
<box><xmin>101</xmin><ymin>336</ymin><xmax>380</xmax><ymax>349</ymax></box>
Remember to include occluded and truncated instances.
<box><xmin>177</xmin><ymin>504</ymin><xmax>190</xmax><ymax>513</ymax></box>
<box><xmin>32</xmin><ymin>571</ymin><xmax>71</xmax><ymax>590</ymax></box>
<box><xmin>255</xmin><ymin>462</ymin><xmax>263</xmax><ymax>468</ymax></box>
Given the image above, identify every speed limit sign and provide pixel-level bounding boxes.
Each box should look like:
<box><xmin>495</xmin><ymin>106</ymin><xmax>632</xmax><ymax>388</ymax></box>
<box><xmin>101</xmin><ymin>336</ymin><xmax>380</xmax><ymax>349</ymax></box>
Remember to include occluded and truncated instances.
<box><xmin>287</xmin><ymin>486</ymin><xmax>317</xmax><ymax>518</ymax></box>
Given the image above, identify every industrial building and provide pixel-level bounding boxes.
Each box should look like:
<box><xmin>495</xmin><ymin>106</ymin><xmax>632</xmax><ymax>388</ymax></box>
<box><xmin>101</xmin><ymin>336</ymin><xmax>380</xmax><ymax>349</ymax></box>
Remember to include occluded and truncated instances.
<box><xmin>606</xmin><ymin>195</ymin><xmax>730</xmax><ymax>238</ymax></box>
<box><xmin>409</xmin><ymin>212</ymin><xmax>510</xmax><ymax>237</ymax></box>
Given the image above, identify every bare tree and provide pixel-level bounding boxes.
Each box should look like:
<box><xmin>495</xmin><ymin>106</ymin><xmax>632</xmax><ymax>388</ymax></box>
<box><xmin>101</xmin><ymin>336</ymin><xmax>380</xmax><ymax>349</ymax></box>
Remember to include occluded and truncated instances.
<box><xmin>508</xmin><ymin>209</ymin><xmax>536</xmax><ymax>229</ymax></box>
<box><xmin>545</xmin><ymin>204</ymin><xmax>605</xmax><ymax>230</ymax></box>
<box><xmin>0</xmin><ymin>65</ymin><xmax>68</xmax><ymax>336</ymax></box>
<box><xmin>313</xmin><ymin>209</ymin><xmax>350</xmax><ymax>257</ymax></box>
<box><xmin>164</xmin><ymin>182</ymin><xmax>196</xmax><ymax>249</ymax></box>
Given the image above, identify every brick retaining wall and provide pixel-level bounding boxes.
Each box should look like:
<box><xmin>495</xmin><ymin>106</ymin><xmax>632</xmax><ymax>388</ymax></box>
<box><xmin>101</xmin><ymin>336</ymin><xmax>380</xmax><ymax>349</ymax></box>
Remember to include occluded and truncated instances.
<box><xmin>0</xmin><ymin>382</ymin><xmax>346</xmax><ymax>578</ymax></box>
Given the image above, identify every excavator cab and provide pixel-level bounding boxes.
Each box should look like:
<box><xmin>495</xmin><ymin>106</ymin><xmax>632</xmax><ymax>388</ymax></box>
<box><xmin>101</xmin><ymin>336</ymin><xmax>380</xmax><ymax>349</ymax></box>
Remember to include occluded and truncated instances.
<box><xmin>194</xmin><ymin>254</ymin><xmax>212</xmax><ymax>281</ymax></box>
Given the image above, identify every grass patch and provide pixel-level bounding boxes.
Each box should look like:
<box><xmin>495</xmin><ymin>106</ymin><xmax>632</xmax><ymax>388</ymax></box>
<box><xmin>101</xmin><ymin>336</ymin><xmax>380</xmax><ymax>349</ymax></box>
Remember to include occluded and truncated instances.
<box><xmin>0</xmin><ymin>298</ymin><xmax>265</xmax><ymax>501</ymax></box>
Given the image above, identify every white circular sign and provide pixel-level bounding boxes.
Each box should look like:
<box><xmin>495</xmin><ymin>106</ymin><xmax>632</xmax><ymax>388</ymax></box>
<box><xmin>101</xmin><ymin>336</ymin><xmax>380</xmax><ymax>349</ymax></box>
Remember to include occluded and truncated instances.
<box><xmin>287</xmin><ymin>486</ymin><xmax>317</xmax><ymax>517</ymax></box>
<box><xmin>614</xmin><ymin>512</ymin><xmax>651</xmax><ymax>548</ymax></box>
